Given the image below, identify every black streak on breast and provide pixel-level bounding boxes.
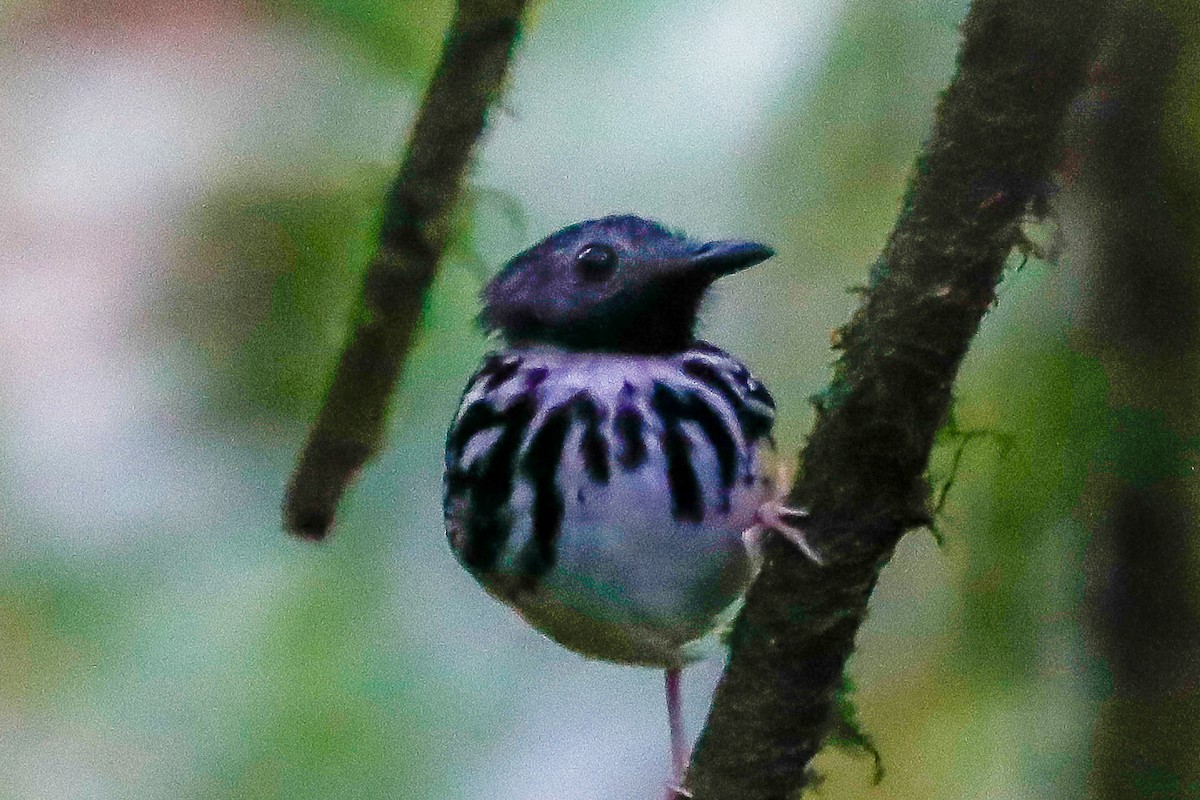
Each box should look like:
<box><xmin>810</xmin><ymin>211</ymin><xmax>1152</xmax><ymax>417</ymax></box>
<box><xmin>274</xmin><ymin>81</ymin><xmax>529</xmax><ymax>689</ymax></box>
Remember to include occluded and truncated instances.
<box><xmin>676</xmin><ymin>389</ymin><xmax>740</xmax><ymax>513</ymax></box>
<box><xmin>615</xmin><ymin>382</ymin><xmax>647</xmax><ymax>470</ymax></box>
<box><xmin>483</xmin><ymin>356</ymin><xmax>523</xmax><ymax>390</ymax></box>
<box><xmin>453</xmin><ymin>394</ymin><xmax>536</xmax><ymax>572</ymax></box>
<box><xmin>682</xmin><ymin>358</ymin><xmax>773</xmax><ymax>442</ymax></box>
<box><xmin>516</xmin><ymin>402</ymin><xmax>574</xmax><ymax>582</ymax></box>
<box><xmin>651</xmin><ymin>382</ymin><xmax>704</xmax><ymax>523</ymax></box>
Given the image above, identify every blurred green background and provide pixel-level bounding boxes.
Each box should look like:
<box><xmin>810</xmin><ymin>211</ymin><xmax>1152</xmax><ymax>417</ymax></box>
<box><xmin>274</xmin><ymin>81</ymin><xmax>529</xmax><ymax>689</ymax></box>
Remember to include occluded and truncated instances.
<box><xmin>2</xmin><ymin>0</ymin><xmax>1199</xmax><ymax>798</ymax></box>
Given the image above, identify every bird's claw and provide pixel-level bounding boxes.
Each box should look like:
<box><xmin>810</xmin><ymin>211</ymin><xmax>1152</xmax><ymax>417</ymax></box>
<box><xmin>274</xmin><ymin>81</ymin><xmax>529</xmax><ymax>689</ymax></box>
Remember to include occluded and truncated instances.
<box><xmin>743</xmin><ymin>457</ymin><xmax>825</xmax><ymax>566</ymax></box>
<box><xmin>745</xmin><ymin>501</ymin><xmax>825</xmax><ymax>566</ymax></box>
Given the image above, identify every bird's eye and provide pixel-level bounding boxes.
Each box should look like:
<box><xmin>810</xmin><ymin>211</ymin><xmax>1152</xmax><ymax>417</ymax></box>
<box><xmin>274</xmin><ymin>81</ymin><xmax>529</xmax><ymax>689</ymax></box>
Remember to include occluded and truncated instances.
<box><xmin>575</xmin><ymin>243</ymin><xmax>618</xmax><ymax>281</ymax></box>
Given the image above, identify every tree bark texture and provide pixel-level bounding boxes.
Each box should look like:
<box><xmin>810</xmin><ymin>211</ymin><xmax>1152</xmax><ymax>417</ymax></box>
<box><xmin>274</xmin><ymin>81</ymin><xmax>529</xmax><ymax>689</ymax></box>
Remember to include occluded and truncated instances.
<box><xmin>687</xmin><ymin>1</ymin><xmax>1104</xmax><ymax>797</ymax></box>
<box><xmin>284</xmin><ymin>0</ymin><xmax>529</xmax><ymax>540</ymax></box>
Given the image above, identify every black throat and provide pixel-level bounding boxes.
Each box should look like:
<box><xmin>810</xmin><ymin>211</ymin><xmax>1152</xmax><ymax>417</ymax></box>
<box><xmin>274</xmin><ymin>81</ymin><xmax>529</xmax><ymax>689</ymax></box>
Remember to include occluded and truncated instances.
<box><xmin>504</xmin><ymin>286</ymin><xmax>705</xmax><ymax>355</ymax></box>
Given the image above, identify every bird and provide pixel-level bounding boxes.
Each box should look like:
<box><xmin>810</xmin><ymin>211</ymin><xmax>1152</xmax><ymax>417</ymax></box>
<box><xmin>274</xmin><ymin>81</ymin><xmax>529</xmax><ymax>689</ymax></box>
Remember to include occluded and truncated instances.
<box><xmin>443</xmin><ymin>215</ymin><xmax>813</xmax><ymax>797</ymax></box>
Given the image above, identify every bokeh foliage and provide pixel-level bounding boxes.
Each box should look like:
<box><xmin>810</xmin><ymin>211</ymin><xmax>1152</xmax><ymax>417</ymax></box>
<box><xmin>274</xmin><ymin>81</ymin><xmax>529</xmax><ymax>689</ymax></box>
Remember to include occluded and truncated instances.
<box><xmin>3</xmin><ymin>0</ymin><xmax>1200</xmax><ymax>798</ymax></box>
<box><xmin>258</xmin><ymin>0</ymin><xmax>454</xmax><ymax>79</ymax></box>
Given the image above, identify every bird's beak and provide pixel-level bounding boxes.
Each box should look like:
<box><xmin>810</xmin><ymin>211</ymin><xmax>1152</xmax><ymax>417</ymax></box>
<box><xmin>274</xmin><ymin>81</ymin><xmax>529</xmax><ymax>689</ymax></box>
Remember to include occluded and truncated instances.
<box><xmin>687</xmin><ymin>239</ymin><xmax>775</xmax><ymax>278</ymax></box>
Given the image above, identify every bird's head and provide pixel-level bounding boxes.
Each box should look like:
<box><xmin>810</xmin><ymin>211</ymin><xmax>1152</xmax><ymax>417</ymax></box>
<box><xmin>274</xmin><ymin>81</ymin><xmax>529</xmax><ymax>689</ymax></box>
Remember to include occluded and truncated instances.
<box><xmin>480</xmin><ymin>215</ymin><xmax>774</xmax><ymax>353</ymax></box>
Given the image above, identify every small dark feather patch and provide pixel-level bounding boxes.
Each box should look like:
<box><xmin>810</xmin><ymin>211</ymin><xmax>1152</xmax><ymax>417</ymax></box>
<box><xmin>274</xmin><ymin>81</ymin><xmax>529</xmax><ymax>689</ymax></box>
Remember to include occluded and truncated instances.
<box><xmin>573</xmin><ymin>392</ymin><xmax>610</xmax><ymax>485</ymax></box>
<box><xmin>740</xmin><ymin>406</ymin><xmax>774</xmax><ymax>442</ymax></box>
<box><xmin>683</xmin><ymin>360</ymin><xmax>745</xmax><ymax>413</ymax></box>
<box><xmin>446</xmin><ymin>400</ymin><xmax>503</xmax><ymax>465</ymax></box>
<box><xmin>524</xmin><ymin>366</ymin><xmax>549</xmax><ymax>390</ymax></box>
<box><xmin>467</xmin><ymin>353</ymin><xmax>506</xmax><ymax>391</ymax></box>
<box><xmin>651</xmin><ymin>382</ymin><xmax>704</xmax><ymax>523</ymax></box>
<box><xmin>746</xmin><ymin>380</ymin><xmax>776</xmax><ymax>410</ymax></box>
<box><xmin>484</xmin><ymin>356</ymin><xmax>523</xmax><ymax>390</ymax></box>
<box><xmin>461</xmin><ymin>516</ymin><xmax>511</xmax><ymax>574</ymax></box>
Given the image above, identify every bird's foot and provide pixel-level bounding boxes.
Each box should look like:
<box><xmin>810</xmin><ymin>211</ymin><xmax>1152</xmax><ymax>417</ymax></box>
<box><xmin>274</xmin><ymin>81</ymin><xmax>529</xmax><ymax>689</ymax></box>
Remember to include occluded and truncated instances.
<box><xmin>744</xmin><ymin>501</ymin><xmax>825</xmax><ymax>566</ymax></box>
<box><xmin>743</xmin><ymin>458</ymin><xmax>825</xmax><ymax>566</ymax></box>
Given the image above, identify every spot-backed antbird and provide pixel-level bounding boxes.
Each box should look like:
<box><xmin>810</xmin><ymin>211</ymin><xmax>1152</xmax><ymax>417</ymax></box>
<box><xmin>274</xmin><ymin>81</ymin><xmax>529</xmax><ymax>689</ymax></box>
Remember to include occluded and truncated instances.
<box><xmin>443</xmin><ymin>215</ymin><xmax>816</xmax><ymax>797</ymax></box>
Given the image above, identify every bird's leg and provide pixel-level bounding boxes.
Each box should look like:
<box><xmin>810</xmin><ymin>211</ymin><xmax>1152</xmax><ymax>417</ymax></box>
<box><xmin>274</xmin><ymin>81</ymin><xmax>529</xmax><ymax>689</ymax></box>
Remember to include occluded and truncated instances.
<box><xmin>663</xmin><ymin>668</ymin><xmax>692</xmax><ymax>799</ymax></box>
<box><xmin>743</xmin><ymin>461</ymin><xmax>826</xmax><ymax>566</ymax></box>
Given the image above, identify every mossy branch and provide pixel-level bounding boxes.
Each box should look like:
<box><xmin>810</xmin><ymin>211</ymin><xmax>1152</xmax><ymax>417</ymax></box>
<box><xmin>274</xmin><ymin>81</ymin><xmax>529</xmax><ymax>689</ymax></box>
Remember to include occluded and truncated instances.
<box><xmin>283</xmin><ymin>0</ymin><xmax>529</xmax><ymax>540</ymax></box>
<box><xmin>686</xmin><ymin>0</ymin><xmax>1103</xmax><ymax>797</ymax></box>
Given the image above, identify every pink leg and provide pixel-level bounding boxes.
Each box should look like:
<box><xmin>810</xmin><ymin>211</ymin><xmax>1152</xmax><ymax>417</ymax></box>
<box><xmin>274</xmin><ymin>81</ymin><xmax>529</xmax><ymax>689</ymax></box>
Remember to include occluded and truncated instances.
<box><xmin>664</xmin><ymin>668</ymin><xmax>691</xmax><ymax>798</ymax></box>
